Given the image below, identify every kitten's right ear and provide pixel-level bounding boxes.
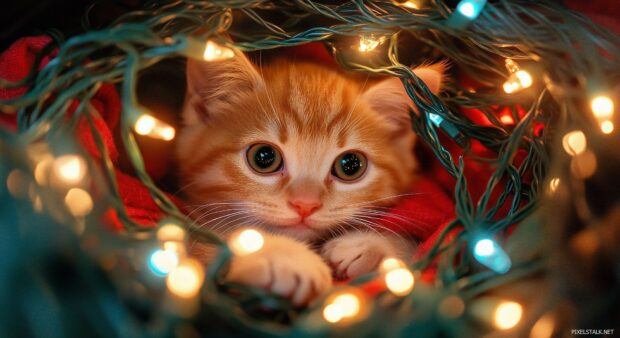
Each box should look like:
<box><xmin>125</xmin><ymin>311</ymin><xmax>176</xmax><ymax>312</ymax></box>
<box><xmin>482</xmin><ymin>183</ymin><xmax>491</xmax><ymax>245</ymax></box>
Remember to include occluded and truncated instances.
<box><xmin>185</xmin><ymin>51</ymin><xmax>263</xmax><ymax>124</ymax></box>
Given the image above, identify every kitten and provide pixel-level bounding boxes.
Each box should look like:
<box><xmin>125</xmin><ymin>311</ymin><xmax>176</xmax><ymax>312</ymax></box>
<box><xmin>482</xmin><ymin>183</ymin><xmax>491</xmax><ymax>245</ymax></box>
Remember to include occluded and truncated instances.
<box><xmin>176</xmin><ymin>51</ymin><xmax>444</xmax><ymax>306</ymax></box>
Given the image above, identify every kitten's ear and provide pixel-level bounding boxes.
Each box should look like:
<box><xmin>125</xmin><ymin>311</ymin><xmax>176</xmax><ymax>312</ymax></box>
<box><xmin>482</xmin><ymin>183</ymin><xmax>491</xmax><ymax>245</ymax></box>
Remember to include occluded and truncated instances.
<box><xmin>184</xmin><ymin>51</ymin><xmax>263</xmax><ymax>124</ymax></box>
<box><xmin>362</xmin><ymin>62</ymin><xmax>446</xmax><ymax>127</ymax></box>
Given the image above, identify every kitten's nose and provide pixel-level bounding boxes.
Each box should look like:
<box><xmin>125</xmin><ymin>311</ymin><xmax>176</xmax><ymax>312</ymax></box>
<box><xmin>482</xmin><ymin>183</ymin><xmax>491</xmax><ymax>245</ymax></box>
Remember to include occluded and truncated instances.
<box><xmin>288</xmin><ymin>200</ymin><xmax>322</xmax><ymax>218</ymax></box>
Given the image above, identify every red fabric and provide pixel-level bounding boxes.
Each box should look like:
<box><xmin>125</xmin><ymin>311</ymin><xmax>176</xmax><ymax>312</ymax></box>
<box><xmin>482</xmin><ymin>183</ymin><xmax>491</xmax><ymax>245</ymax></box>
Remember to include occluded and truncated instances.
<box><xmin>0</xmin><ymin>36</ymin><xmax>172</xmax><ymax>229</ymax></box>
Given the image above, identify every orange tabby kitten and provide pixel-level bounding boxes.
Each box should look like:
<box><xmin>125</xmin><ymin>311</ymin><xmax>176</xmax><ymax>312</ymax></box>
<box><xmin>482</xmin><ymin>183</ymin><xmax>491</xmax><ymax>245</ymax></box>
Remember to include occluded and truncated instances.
<box><xmin>176</xmin><ymin>51</ymin><xmax>444</xmax><ymax>306</ymax></box>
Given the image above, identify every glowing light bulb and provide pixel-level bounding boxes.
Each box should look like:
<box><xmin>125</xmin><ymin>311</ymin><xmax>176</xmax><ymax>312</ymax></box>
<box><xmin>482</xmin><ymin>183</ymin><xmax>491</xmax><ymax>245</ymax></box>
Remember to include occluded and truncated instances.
<box><xmin>358</xmin><ymin>35</ymin><xmax>385</xmax><ymax>52</ymax></box>
<box><xmin>34</xmin><ymin>155</ymin><xmax>54</xmax><ymax>185</ymax></box>
<box><xmin>548</xmin><ymin>177</ymin><xmax>560</xmax><ymax>193</ymax></box>
<box><xmin>500</xmin><ymin>114</ymin><xmax>514</xmax><ymax>125</ymax></box>
<box><xmin>53</xmin><ymin>155</ymin><xmax>87</xmax><ymax>184</ymax></box>
<box><xmin>562</xmin><ymin>130</ymin><xmax>587</xmax><ymax>156</ymax></box>
<box><xmin>493</xmin><ymin>301</ymin><xmax>523</xmax><ymax>330</ymax></box>
<box><xmin>323</xmin><ymin>304</ymin><xmax>344</xmax><ymax>323</ymax></box>
<box><xmin>515</xmin><ymin>70</ymin><xmax>533</xmax><ymax>88</ymax></box>
<box><xmin>166</xmin><ymin>258</ymin><xmax>204</xmax><ymax>298</ymax></box>
<box><xmin>473</xmin><ymin>238</ymin><xmax>511</xmax><ymax>273</ymax></box>
<box><xmin>157</xmin><ymin>223</ymin><xmax>186</xmax><ymax>242</ymax></box>
<box><xmin>332</xmin><ymin>294</ymin><xmax>360</xmax><ymax>317</ymax></box>
<box><xmin>149</xmin><ymin>249</ymin><xmax>179</xmax><ymax>276</ymax></box>
<box><xmin>591</xmin><ymin>95</ymin><xmax>614</xmax><ymax>119</ymax></box>
<box><xmin>64</xmin><ymin>188</ymin><xmax>93</xmax><ymax>216</ymax></box>
<box><xmin>203</xmin><ymin>40</ymin><xmax>235</xmax><ymax>62</ymax></box>
<box><xmin>385</xmin><ymin>268</ymin><xmax>415</xmax><ymax>296</ymax></box>
<box><xmin>229</xmin><ymin>229</ymin><xmax>264</xmax><ymax>256</ymax></box>
<box><xmin>380</xmin><ymin>257</ymin><xmax>405</xmax><ymax>272</ymax></box>
<box><xmin>457</xmin><ymin>0</ymin><xmax>486</xmax><ymax>19</ymax></box>
<box><xmin>530</xmin><ymin>314</ymin><xmax>555</xmax><ymax>338</ymax></box>
<box><xmin>600</xmin><ymin>120</ymin><xmax>614</xmax><ymax>134</ymax></box>
<box><xmin>134</xmin><ymin>113</ymin><xmax>176</xmax><ymax>141</ymax></box>
<box><xmin>323</xmin><ymin>292</ymin><xmax>362</xmax><ymax>323</ymax></box>
<box><xmin>394</xmin><ymin>0</ymin><xmax>422</xmax><ymax>9</ymax></box>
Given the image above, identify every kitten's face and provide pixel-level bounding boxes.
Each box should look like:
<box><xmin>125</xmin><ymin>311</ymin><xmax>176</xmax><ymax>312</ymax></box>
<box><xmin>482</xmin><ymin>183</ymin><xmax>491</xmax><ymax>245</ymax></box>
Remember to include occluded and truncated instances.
<box><xmin>177</xmin><ymin>55</ymin><xmax>443</xmax><ymax>241</ymax></box>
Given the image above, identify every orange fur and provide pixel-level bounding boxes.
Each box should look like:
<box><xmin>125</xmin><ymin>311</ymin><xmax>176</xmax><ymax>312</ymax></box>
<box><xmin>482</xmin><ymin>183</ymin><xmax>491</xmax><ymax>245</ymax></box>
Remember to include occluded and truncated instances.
<box><xmin>177</xmin><ymin>54</ymin><xmax>444</xmax><ymax>242</ymax></box>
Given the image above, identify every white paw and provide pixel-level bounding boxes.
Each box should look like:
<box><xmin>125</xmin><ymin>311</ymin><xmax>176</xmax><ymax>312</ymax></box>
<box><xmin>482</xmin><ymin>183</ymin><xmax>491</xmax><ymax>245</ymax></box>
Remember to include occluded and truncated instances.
<box><xmin>226</xmin><ymin>234</ymin><xmax>332</xmax><ymax>306</ymax></box>
<box><xmin>321</xmin><ymin>233</ymin><xmax>397</xmax><ymax>280</ymax></box>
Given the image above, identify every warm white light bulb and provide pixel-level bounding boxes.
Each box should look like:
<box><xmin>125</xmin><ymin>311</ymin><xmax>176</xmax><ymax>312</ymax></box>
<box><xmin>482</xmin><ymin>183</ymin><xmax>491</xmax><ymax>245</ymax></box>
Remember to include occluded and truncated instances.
<box><xmin>591</xmin><ymin>95</ymin><xmax>614</xmax><ymax>119</ymax></box>
<box><xmin>203</xmin><ymin>40</ymin><xmax>235</xmax><ymax>62</ymax></box>
<box><xmin>494</xmin><ymin>301</ymin><xmax>523</xmax><ymax>330</ymax></box>
<box><xmin>385</xmin><ymin>268</ymin><xmax>415</xmax><ymax>296</ymax></box>
<box><xmin>358</xmin><ymin>35</ymin><xmax>384</xmax><ymax>52</ymax></box>
<box><xmin>323</xmin><ymin>292</ymin><xmax>362</xmax><ymax>323</ymax></box>
<box><xmin>53</xmin><ymin>155</ymin><xmax>87</xmax><ymax>184</ymax></box>
<box><xmin>600</xmin><ymin>120</ymin><xmax>614</xmax><ymax>134</ymax></box>
<box><xmin>149</xmin><ymin>249</ymin><xmax>179</xmax><ymax>276</ymax></box>
<box><xmin>515</xmin><ymin>70</ymin><xmax>533</xmax><ymax>88</ymax></box>
<box><xmin>134</xmin><ymin>113</ymin><xmax>176</xmax><ymax>141</ymax></box>
<box><xmin>166</xmin><ymin>258</ymin><xmax>204</xmax><ymax>298</ymax></box>
<box><xmin>562</xmin><ymin>130</ymin><xmax>587</xmax><ymax>156</ymax></box>
<box><xmin>64</xmin><ymin>188</ymin><xmax>93</xmax><ymax>216</ymax></box>
<box><xmin>229</xmin><ymin>229</ymin><xmax>264</xmax><ymax>256</ymax></box>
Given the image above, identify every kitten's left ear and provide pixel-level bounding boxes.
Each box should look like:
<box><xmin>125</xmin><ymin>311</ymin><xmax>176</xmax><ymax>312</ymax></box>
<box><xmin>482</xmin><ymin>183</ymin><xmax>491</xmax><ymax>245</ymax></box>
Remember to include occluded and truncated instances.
<box><xmin>362</xmin><ymin>62</ymin><xmax>446</xmax><ymax>128</ymax></box>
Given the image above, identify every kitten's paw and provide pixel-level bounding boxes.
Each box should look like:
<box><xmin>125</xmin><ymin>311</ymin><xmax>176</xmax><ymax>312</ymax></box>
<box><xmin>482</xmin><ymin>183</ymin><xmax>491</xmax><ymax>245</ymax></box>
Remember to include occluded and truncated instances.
<box><xmin>322</xmin><ymin>233</ymin><xmax>397</xmax><ymax>280</ymax></box>
<box><xmin>227</xmin><ymin>234</ymin><xmax>332</xmax><ymax>306</ymax></box>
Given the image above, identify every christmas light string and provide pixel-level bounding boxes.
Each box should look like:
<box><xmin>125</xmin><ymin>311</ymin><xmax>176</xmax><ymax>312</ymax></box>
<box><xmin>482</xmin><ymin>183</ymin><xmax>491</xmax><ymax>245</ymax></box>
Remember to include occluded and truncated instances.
<box><xmin>1</xmin><ymin>0</ymin><xmax>619</xmax><ymax>336</ymax></box>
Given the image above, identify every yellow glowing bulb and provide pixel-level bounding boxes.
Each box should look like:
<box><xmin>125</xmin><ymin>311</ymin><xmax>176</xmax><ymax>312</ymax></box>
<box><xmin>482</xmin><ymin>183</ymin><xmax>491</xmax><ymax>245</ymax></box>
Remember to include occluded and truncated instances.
<box><xmin>64</xmin><ymin>188</ymin><xmax>93</xmax><ymax>216</ymax></box>
<box><xmin>591</xmin><ymin>95</ymin><xmax>614</xmax><ymax>119</ymax></box>
<box><xmin>385</xmin><ymin>267</ymin><xmax>415</xmax><ymax>296</ymax></box>
<box><xmin>166</xmin><ymin>258</ymin><xmax>204</xmax><ymax>298</ymax></box>
<box><xmin>562</xmin><ymin>130</ymin><xmax>587</xmax><ymax>156</ymax></box>
<box><xmin>515</xmin><ymin>70</ymin><xmax>533</xmax><ymax>88</ymax></box>
<box><xmin>380</xmin><ymin>257</ymin><xmax>405</xmax><ymax>272</ymax></box>
<box><xmin>358</xmin><ymin>35</ymin><xmax>385</xmax><ymax>52</ymax></box>
<box><xmin>34</xmin><ymin>155</ymin><xmax>54</xmax><ymax>185</ymax></box>
<box><xmin>134</xmin><ymin>113</ymin><xmax>176</xmax><ymax>141</ymax></box>
<box><xmin>548</xmin><ymin>177</ymin><xmax>560</xmax><ymax>192</ymax></box>
<box><xmin>494</xmin><ymin>301</ymin><xmax>523</xmax><ymax>330</ymax></box>
<box><xmin>396</xmin><ymin>0</ymin><xmax>421</xmax><ymax>9</ymax></box>
<box><xmin>157</xmin><ymin>223</ymin><xmax>186</xmax><ymax>242</ymax></box>
<box><xmin>332</xmin><ymin>294</ymin><xmax>361</xmax><ymax>318</ymax></box>
<box><xmin>530</xmin><ymin>314</ymin><xmax>555</xmax><ymax>338</ymax></box>
<box><xmin>229</xmin><ymin>229</ymin><xmax>264</xmax><ymax>256</ymax></box>
<box><xmin>600</xmin><ymin>120</ymin><xmax>614</xmax><ymax>134</ymax></box>
<box><xmin>322</xmin><ymin>292</ymin><xmax>362</xmax><ymax>323</ymax></box>
<box><xmin>203</xmin><ymin>40</ymin><xmax>235</xmax><ymax>62</ymax></box>
<box><xmin>323</xmin><ymin>303</ymin><xmax>345</xmax><ymax>323</ymax></box>
<box><xmin>53</xmin><ymin>155</ymin><xmax>87</xmax><ymax>184</ymax></box>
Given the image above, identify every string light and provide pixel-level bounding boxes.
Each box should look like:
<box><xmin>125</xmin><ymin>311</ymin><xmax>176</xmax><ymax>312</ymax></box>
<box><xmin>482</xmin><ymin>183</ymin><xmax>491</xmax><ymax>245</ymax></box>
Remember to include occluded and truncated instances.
<box><xmin>503</xmin><ymin>59</ymin><xmax>533</xmax><ymax>94</ymax></box>
<box><xmin>561</xmin><ymin>130</ymin><xmax>587</xmax><ymax>156</ymax></box>
<box><xmin>493</xmin><ymin>301</ymin><xmax>523</xmax><ymax>330</ymax></box>
<box><xmin>548</xmin><ymin>177</ymin><xmax>560</xmax><ymax>193</ymax></box>
<box><xmin>52</xmin><ymin>155</ymin><xmax>87</xmax><ymax>184</ymax></box>
<box><xmin>34</xmin><ymin>155</ymin><xmax>54</xmax><ymax>185</ymax></box>
<box><xmin>385</xmin><ymin>268</ymin><xmax>415</xmax><ymax>296</ymax></box>
<box><xmin>590</xmin><ymin>95</ymin><xmax>614</xmax><ymax>120</ymax></box>
<box><xmin>472</xmin><ymin>238</ymin><xmax>512</xmax><ymax>273</ymax></box>
<box><xmin>394</xmin><ymin>0</ymin><xmax>422</xmax><ymax>9</ymax></box>
<box><xmin>229</xmin><ymin>229</ymin><xmax>264</xmax><ymax>256</ymax></box>
<box><xmin>530</xmin><ymin>314</ymin><xmax>555</xmax><ymax>338</ymax></box>
<box><xmin>134</xmin><ymin>113</ymin><xmax>176</xmax><ymax>141</ymax></box>
<box><xmin>157</xmin><ymin>223</ymin><xmax>186</xmax><ymax>242</ymax></box>
<box><xmin>166</xmin><ymin>258</ymin><xmax>204</xmax><ymax>298</ymax></box>
<box><xmin>358</xmin><ymin>35</ymin><xmax>386</xmax><ymax>52</ymax></box>
<box><xmin>380</xmin><ymin>257</ymin><xmax>405</xmax><ymax>272</ymax></box>
<box><xmin>64</xmin><ymin>188</ymin><xmax>93</xmax><ymax>216</ymax></box>
<box><xmin>203</xmin><ymin>40</ymin><xmax>235</xmax><ymax>62</ymax></box>
<box><xmin>447</xmin><ymin>0</ymin><xmax>487</xmax><ymax>28</ymax></box>
<box><xmin>149</xmin><ymin>249</ymin><xmax>180</xmax><ymax>276</ymax></box>
<box><xmin>600</xmin><ymin>120</ymin><xmax>614</xmax><ymax>134</ymax></box>
<box><xmin>322</xmin><ymin>291</ymin><xmax>364</xmax><ymax>324</ymax></box>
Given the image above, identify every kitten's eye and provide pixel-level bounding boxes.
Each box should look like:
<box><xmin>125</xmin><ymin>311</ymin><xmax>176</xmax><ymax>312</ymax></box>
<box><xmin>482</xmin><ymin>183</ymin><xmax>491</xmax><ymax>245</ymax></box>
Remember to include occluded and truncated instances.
<box><xmin>332</xmin><ymin>151</ymin><xmax>367</xmax><ymax>181</ymax></box>
<box><xmin>246</xmin><ymin>143</ymin><xmax>283</xmax><ymax>174</ymax></box>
